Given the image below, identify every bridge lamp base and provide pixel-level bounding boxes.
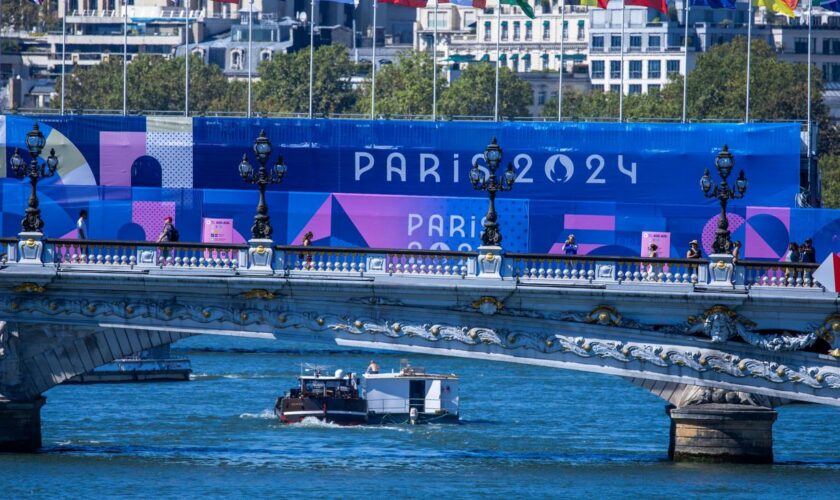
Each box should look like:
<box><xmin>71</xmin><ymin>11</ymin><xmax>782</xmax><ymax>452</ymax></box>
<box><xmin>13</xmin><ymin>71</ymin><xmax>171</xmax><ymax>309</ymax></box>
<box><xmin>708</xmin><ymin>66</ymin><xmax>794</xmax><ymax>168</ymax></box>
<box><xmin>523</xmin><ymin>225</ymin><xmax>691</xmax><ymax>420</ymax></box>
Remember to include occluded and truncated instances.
<box><xmin>0</xmin><ymin>396</ymin><xmax>45</xmax><ymax>453</ymax></box>
<box><xmin>667</xmin><ymin>403</ymin><xmax>777</xmax><ymax>464</ymax></box>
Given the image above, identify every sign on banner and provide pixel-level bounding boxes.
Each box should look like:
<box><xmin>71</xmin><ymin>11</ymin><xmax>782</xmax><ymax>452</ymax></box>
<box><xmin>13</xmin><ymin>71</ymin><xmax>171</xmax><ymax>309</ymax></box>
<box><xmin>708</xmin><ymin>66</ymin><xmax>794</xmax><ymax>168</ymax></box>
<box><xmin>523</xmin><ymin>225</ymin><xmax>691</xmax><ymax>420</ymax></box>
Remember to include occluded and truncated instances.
<box><xmin>814</xmin><ymin>253</ymin><xmax>840</xmax><ymax>293</ymax></box>
<box><xmin>202</xmin><ymin>218</ymin><xmax>234</xmax><ymax>244</ymax></box>
<box><xmin>641</xmin><ymin>231</ymin><xmax>670</xmax><ymax>258</ymax></box>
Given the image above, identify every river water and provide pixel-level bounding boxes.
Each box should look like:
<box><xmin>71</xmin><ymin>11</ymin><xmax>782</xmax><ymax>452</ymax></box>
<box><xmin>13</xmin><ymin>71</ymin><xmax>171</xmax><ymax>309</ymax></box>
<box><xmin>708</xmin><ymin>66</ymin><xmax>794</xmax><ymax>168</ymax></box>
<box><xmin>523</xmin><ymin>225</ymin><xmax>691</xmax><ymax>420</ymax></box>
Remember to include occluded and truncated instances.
<box><xmin>2</xmin><ymin>335</ymin><xmax>839</xmax><ymax>498</ymax></box>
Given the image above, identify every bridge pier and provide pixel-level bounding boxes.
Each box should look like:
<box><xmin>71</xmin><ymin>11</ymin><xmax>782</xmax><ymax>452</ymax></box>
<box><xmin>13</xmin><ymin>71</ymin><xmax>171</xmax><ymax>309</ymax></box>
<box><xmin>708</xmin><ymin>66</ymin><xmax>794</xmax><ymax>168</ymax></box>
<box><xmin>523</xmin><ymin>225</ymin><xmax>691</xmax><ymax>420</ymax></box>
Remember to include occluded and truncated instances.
<box><xmin>0</xmin><ymin>397</ymin><xmax>45</xmax><ymax>453</ymax></box>
<box><xmin>667</xmin><ymin>404</ymin><xmax>777</xmax><ymax>464</ymax></box>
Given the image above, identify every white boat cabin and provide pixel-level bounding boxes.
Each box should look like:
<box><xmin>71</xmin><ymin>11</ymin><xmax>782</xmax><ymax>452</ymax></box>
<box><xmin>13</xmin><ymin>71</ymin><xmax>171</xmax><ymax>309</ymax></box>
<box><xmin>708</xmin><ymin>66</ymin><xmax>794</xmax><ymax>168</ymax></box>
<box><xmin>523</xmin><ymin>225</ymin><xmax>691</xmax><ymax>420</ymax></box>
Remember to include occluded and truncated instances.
<box><xmin>362</xmin><ymin>366</ymin><xmax>459</xmax><ymax>417</ymax></box>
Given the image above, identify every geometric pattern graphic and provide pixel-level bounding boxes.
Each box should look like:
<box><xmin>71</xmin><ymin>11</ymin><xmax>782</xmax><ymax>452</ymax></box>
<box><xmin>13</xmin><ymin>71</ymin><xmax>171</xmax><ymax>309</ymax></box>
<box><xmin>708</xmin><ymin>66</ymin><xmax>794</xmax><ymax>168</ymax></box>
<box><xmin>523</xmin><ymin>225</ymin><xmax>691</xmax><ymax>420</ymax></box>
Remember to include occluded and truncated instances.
<box><xmin>745</xmin><ymin>206</ymin><xmax>790</xmax><ymax>260</ymax></box>
<box><xmin>147</xmin><ymin>117</ymin><xmax>193</xmax><ymax>188</ymax></box>
<box><xmin>550</xmin><ymin>214</ymin><xmax>617</xmax><ymax>255</ymax></box>
<box><xmin>132</xmin><ymin>201</ymin><xmax>176</xmax><ymax>241</ymax></box>
<box><xmin>100</xmin><ymin>132</ymin><xmax>146</xmax><ymax>186</ymax></box>
<box><xmin>701</xmin><ymin>213</ymin><xmax>746</xmax><ymax>257</ymax></box>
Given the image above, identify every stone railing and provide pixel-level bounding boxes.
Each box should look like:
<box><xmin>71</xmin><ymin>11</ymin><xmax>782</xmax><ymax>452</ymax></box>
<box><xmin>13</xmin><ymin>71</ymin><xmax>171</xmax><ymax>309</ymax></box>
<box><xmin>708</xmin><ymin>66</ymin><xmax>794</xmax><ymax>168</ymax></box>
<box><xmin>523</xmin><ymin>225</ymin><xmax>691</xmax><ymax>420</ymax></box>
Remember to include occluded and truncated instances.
<box><xmin>0</xmin><ymin>236</ymin><xmax>827</xmax><ymax>290</ymax></box>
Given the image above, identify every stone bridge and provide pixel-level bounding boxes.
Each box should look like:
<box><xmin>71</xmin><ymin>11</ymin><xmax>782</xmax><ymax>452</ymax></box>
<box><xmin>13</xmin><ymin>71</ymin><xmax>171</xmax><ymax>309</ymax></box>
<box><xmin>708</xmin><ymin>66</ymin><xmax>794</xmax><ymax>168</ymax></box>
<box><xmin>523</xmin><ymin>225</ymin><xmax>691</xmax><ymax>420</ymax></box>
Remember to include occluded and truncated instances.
<box><xmin>0</xmin><ymin>233</ymin><xmax>838</xmax><ymax>462</ymax></box>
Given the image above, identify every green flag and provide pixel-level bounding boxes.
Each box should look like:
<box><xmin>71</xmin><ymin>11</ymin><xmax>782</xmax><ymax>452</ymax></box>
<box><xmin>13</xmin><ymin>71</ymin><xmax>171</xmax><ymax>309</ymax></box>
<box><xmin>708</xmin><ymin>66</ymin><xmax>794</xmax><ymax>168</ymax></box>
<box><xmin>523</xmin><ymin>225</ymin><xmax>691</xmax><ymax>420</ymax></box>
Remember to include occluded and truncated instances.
<box><xmin>501</xmin><ymin>0</ymin><xmax>535</xmax><ymax>18</ymax></box>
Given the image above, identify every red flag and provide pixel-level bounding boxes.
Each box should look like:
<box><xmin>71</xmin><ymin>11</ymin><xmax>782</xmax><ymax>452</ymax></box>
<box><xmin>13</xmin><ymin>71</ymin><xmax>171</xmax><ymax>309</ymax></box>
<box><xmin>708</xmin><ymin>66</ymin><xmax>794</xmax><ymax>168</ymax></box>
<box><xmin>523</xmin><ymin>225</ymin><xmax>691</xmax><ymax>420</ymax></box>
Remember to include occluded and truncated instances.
<box><xmin>625</xmin><ymin>0</ymin><xmax>668</xmax><ymax>13</ymax></box>
<box><xmin>378</xmin><ymin>0</ymin><xmax>429</xmax><ymax>6</ymax></box>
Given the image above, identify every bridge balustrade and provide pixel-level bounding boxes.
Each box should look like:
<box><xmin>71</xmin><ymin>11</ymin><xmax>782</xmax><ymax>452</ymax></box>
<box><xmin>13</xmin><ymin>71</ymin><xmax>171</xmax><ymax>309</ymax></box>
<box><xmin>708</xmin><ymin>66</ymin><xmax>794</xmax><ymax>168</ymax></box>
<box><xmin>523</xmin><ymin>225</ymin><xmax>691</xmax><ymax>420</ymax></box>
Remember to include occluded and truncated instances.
<box><xmin>0</xmin><ymin>237</ymin><xmax>827</xmax><ymax>290</ymax></box>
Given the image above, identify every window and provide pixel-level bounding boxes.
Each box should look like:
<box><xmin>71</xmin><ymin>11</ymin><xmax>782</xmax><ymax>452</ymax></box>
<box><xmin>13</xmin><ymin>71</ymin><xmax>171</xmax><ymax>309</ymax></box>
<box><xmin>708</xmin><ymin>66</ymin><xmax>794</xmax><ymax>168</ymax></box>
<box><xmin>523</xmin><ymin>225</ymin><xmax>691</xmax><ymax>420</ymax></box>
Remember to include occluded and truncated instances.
<box><xmin>611</xmin><ymin>34</ymin><xmax>621</xmax><ymax>52</ymax></box>
<box><xmin>502</xmin><ymin>23</ymin><xmax>508</xmax><ymax>40</ymax></box>
<box><xmin>666</xmin><ymin>60</ymin><xmax>680</xmax><ymax>76</ymax></box>
<box><xmin>833</xmin><ymin>63</ymin><xmax>840</xmax><ymax>82</ymax></box>
<box><xmin>577</xmin><ymin>20</ymin><xmax>585</xmax><ymax>40</ymax></box>
<box><xmin>541</xmin><ymin>53</ymin><xmax>549</xmax><ymax>69</ymax></box>
<box><xmin>648</xmin><ymin>84</ymin><xmax>661</xmax><ymax>92</ymax></box>
<box><xmin>592</xmin><ymin>35</ymin><xmax>604</xmax><ymax>51</ymax></box>
<box><xmin>629</xmin><ymin>84</ymin><xmax>642</xmax><ymax>94</ymax></box>
<box><xmin>563</xmin><ymin>20</ymin><xmax>568</xmax><ymax>40</ymax></box>
<box><xmin>484</xmin><ymin>23</ymin><xmax>491</xmax><ymax>41</ymax></box>
<box><xmin>630</xmin><ymin>35</ymin><xmax>642</xmax><ymax>50</ymax></box>
<box><xmin>543</xmin><ymin>21</ymin><xmax>550</xmax><ymax>41</ymax></box>
<box><xmin>833</xmin><ymin>39</ymin><xmax>840</xmax><ymax>54</ymax></box>
<box><xmin>629</xmin><ymin>60</ymin><xmax>642</xmax><ymax>79</ymax></box>
<box><xmin>648</xmin><ymin>35</ymin><xmax>661</xmax><ymax>50</ymax></box>
<box><xmin>230</xmin><ymin>50</ymin><xmax>242</xmax><ymax>70</ymax></box>
<box><xmin>525</xmin><ymin>23</ymin><xmax>532</xmax><ymax>40</ymax></box>
<box><xmin>592</xmin><ymin>60</ymin><xmax>605</xmax><ymax>79</ymax></box>
<box><xmin>426</xmin><ymin>12</ymin><xmax>445</xmax><ymax>29</ymax></box>
<box><xmin>648</xmin><ymin>59</ymin><xmax>661</xmax><ymax>79</ymax></box>
<box><xmin>823</xmin><ymin>39</ymin><xmax>831</xmax><ymax>54</ymax></box>
<box><xmin>538</xmin><ymin>91</ymin><xmax>546</xmax><ymax>105</ymax></box>
<box><xmin>610</xmin><ymin>84</ymin><xmax>620</xmax><ymax>93</ymax></box>
<box><xmin>610</xmin><ymin>60</ymin><xmax>621</xmax><ymax>78</ymax></box>
<box><xmin>524</xmin><ymin>57</ymin><xmax>531</xmax><ymax>72</ymax></box>
<box><xmin>260</xmin><ymin>50</ymin><xmax>272</xmax><ymax>61</ymax></box>
<box><xmin>513</xmin><ymin>21</ymin><xmax>520</xmax><ymax>40</ymax></box>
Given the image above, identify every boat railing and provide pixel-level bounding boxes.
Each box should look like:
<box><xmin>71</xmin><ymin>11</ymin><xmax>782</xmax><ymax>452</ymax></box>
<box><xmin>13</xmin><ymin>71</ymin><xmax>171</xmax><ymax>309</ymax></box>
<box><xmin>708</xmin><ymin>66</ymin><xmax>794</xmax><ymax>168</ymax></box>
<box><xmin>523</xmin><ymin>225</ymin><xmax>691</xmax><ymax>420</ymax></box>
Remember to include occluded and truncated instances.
<box><xmin>365</xmin><ymin>397</ymin><xmax>458</xmax><ymax>414</ymax></box>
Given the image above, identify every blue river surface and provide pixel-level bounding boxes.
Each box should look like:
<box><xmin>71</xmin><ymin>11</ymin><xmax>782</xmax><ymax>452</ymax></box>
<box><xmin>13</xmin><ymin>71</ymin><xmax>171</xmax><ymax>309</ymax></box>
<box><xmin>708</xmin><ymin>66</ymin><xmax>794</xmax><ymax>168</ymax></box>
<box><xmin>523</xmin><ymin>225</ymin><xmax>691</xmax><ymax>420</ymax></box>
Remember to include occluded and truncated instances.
<box><xmin>2</xmin><ymin>335</ymin><xmax>840</xmax><ymax>499</ymax></box>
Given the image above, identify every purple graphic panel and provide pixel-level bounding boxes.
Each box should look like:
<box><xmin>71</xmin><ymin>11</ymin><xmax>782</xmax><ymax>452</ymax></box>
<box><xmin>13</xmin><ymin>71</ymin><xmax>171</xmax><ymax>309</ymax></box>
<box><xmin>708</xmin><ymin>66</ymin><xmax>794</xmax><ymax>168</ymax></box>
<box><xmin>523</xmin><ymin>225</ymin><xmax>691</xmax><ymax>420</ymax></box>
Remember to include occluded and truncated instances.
<box><xmin>132</xmin><ymin>201</ymin><xmax>175</xmax><ymax>241</ymax></box>
<box><xmin>100</xmin><ymin>132</ymin><xmax>146</xmax><ymax>187</ymax></box>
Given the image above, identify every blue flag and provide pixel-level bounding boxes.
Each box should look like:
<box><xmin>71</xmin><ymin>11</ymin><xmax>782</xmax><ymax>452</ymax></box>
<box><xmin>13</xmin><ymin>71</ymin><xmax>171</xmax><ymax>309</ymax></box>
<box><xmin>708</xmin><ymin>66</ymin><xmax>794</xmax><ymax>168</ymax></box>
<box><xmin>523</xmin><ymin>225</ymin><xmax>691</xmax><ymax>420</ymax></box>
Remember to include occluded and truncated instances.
<box><xmin>816</xmin><ymin>0</ymin><xmax>840</xmax><ymax>11</ymax></box>
<box><xmin>690</xmin><ymin>0</ymin><xmax>736</xmax><ymax>7</ymax></box>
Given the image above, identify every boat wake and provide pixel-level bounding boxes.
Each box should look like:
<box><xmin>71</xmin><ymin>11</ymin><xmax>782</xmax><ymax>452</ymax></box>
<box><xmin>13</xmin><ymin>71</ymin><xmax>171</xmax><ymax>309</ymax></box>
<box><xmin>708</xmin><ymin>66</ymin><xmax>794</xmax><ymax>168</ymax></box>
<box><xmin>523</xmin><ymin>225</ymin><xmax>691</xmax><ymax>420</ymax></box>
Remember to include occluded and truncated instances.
<box><xmin>238</xmin><ymin>409</ymin><xmax>276</xmax><ymax>420</ymax></box>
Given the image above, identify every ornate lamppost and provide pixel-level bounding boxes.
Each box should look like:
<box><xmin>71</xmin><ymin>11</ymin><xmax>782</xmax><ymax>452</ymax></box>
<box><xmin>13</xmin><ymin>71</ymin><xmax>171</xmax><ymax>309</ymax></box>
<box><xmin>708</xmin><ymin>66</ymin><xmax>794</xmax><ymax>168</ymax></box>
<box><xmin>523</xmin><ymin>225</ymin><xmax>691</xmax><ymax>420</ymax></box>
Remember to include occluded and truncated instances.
<box><xmin>469</xmin><ymin>137</ymin><xmax>516</xmax><ymax>247</ymax></box>
<box><xmin>700</xmin><ymin>144</ymin><xmax>748</xmax><ymax>255</ymax></box>
<box><xmin>9</xmin><ymin>123</ymin><xmax>58</xmax><ymax>233</ymax></box>
<box><xmin>238</xmin><ymin>130</ymin><xmax>287</xmax><ymax>240</ymax></box>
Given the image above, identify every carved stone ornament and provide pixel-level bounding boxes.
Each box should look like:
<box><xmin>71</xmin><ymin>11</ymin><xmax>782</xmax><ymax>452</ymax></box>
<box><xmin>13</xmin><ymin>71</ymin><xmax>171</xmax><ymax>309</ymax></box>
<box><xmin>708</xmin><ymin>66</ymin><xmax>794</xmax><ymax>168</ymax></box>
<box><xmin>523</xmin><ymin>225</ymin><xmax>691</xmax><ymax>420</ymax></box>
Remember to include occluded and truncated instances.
<box><xmin>240</xmin><ymin>289</ymin><xmax>276</xmax><ymax>300</ymax></box>
<box><xmin>585</xmin><ymin>305</ymin><xmax>622</xmax><ymax>326</ymax></box>
<box><xmin>815</xmin><ymin>314</ymin><xmax>840</xmax><ymax>350</ymax></box>
<box><xmin>677</xmin><ymin>386</ymin><xmax>772</xmax><ymax>408</ymax></box>
<box><xmin>12</xmin><ymin>283</ymin><xmax>45</xmax><ymax>294</ymax></box>
<box><xmin>687</xmin><ymin>305</ymin><xmax>821</xmax><ymax>352</ymax></box>
<box><xmin>471</xmin><ymin>296</ymin><xmax>504</xmax><ymax>315</ymax></box>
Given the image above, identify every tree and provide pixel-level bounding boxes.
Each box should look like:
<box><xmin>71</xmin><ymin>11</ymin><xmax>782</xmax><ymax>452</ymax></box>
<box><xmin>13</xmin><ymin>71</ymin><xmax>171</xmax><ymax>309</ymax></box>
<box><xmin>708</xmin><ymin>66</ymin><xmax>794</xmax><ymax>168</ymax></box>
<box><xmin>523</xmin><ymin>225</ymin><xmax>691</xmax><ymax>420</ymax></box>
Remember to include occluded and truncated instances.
<box><xmin>1</xmin><ymin>0</ymin><xmax>57</xmax><ymax>32</ymax></box>
<box><xmin>820</xmin><ymin>155</ymin><xmax>840</xmax><ymax>208</ymax></box>
<box><xmin>55</xmin><ymin>54</ymin><xmax>238</xmax><ymax>113</ymax></box>
<box><xmin>255</xmin><ymin>44</ymin><xmax>357</xmax><ymax>115</ymax></box>
<box><xmin>354</xmin><ymin>50</ymin><xmax>445</xmax><ymax>117</ymax></box>
<box><xmin>439</xmin><ymin>63</ymin><xmax>532</xmax><ymax>119</ymax></box>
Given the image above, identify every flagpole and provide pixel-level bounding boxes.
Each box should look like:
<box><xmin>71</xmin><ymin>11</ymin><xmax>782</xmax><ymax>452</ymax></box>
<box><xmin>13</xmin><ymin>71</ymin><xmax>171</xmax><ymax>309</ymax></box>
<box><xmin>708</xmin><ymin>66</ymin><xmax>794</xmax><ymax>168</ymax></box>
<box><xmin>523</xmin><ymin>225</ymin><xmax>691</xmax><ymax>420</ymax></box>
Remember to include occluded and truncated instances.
<box><xmin>248</xmin><ymin>0</ymin><xmax>253</xmax><ymax>118</ymax></box>
<box><xmin>807</xmin><ymin>0</ymin><xmax>812</xmax><ymax>160</ymax></box>
<box><xmin>61</xmin><ymin>9</ymin><xmax>66</xmax><ymax>115</ymax></box>
<box><xmin>745</xmin><ymin>0</ymin><xmax>752</xmax><ymax>123</ymax></box>
<box><xmin>185</xmin><ymin>0</ymin><xmax>190</xmax><ymax>118</ymax></box>
<box><xmin>123</xmin><ymin>0</ymin><xmax>128</xmax><ymax>116</ymax></box>
<box><xmin>494</xmin><ymin>0</ymin><xmax>501</xmax><ymax>122</ymax></box>
<box><xmin>432</xmin><ymin>0</ymin><xmax>438</xmax><ymax>121</ymax></box>
<box><xmin>558</xmin><ymin>0</ymin><xmax>565</xmax><ymax>121</ymax></box>
<box><xmin>309</xmin><ymin>0</ymin><xmax>316</xmax><ymax>118</ymax></box>
<box><xmin>371</xmin><ymin>0</ymin><xmax>377</xmax><ymax>119</ymax></box>
<box><xmin>681</xmin><ymin>0</ymin><xmax>689</xmax><ymax>123</ymax></box>
<box><xmin>619</xmin><ymin>1</ymin><xmax>625</xmax><ymax>122</ymax></box>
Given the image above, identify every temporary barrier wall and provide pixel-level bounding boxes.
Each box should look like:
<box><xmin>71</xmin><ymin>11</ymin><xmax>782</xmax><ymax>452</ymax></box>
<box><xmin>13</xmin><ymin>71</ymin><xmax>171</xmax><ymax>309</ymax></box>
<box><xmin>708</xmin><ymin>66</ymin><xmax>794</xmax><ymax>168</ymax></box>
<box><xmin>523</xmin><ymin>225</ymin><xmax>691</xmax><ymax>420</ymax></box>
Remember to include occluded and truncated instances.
<box><xmin>2</xmin><ymin>115</ymin><xmax>832</xmax><ymax>260</ymax></box>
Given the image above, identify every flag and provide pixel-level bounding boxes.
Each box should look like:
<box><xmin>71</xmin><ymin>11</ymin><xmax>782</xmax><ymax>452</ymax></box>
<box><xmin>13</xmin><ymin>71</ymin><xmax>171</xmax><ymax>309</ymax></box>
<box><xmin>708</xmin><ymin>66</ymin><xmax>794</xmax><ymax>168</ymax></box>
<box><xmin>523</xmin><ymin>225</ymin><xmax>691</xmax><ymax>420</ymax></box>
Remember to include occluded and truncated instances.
<box><xmin>815</xmin><ymin>0</ymin><xmax>840</xmax><ymax>10</ymax></box>
<box><xmin>444</xmin><ymin>0</ymin><xmax>488</xmax><ymax>7</ymax></box>
<box><xmin>814</xmin><ymin>253</ymin><xmax>840</xmax><ymax>293</ymax></box>
<box><xmin>378</xmin><ymin>0</ymin><xmax>429</xmax><ymax>6</ymax></box>
<box><xmin>567</xmin><ymin>0</ymin><xmax>609</xmax><ymax>7</ymax></box>
<box><xmin>690</xmin><ymin>0</ymin><xmax>736</xmax><ymax>7</ymax></box>
<box><xmin>501</xmin><ymin>0</ymin><xmax>535</xmax><ymax>18</ymax></box>
<box><xmin>625</xmin><ymin>0</ymin><xmax>668</xmax><ymax>13</ymax></box>
<box><xmin>753</xmin><ymin>0</ymin><xmax>798</xmax><ymax>16</ymax></box>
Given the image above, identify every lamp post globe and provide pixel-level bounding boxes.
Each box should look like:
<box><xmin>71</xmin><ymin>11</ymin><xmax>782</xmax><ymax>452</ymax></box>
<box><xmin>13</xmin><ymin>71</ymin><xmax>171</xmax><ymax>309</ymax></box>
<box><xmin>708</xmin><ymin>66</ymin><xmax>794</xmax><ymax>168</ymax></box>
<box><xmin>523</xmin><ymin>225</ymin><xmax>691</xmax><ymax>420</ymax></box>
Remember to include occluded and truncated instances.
<box><xmin>9</xmin><ymin>123</ymin><xmax>59</xmax><ymax>233</ymax></box>
<box><xmin>239</xmin><ymin>130</ymin><xmax>288</xmax><ymax>240</ymax></box>
<box><xmin>470</xmin><ymin>137</ymin><xmax>516</xmax><ymax>247</ymax></box>
<box><xmin>700</xmin><ymin>144</ymin><xmax>747</xmax><ymax>255</ymax></box>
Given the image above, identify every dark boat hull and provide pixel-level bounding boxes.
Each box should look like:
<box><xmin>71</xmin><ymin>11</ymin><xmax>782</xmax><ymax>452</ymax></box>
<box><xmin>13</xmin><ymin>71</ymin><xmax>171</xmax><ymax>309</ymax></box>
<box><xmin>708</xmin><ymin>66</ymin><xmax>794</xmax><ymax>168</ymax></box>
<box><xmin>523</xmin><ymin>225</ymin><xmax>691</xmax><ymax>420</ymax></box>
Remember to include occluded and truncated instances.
<box><xmin>276</xmin><ymin>397</ymin><xmax>368</xmax><ymax>425</ymax></box>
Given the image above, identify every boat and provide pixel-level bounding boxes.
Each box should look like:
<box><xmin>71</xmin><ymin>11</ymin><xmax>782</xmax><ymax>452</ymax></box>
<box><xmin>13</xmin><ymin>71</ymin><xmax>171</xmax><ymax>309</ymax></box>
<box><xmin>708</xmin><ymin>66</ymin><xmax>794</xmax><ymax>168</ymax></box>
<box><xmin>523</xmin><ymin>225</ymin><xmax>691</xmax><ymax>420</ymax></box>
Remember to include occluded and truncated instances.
<box><xmin>64</xmin><ymin>345</ymin><xmax>191</xmax><ymax>384</ymax></box>
<box><xmin>274</xmin><ymin>361</ymin><xmax>460</xmax><ymax>425</ymax></box>
<box><xmin>274</xmin><ymin>366</ymin><xmax>368</xmax><ymax>424</ymax></box>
